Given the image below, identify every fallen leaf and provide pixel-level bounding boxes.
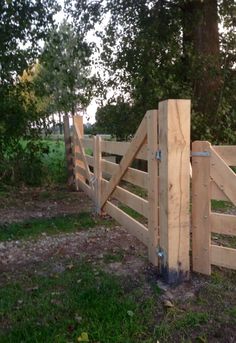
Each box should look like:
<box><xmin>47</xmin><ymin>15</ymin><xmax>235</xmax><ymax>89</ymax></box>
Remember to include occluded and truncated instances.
<box><xmin>66</xmin><ymin>264</ymin><xmax>74</xmax><ymax>270</ymax></box>
<box><xmin>78</xmin><ymin>332</ymin><xmax>89</xmax><ymax>342</ymax></box>
<box><xmin>163</xmin><ymin>300</ymin><xmax>174</xmax><ymax>308</ymax></box>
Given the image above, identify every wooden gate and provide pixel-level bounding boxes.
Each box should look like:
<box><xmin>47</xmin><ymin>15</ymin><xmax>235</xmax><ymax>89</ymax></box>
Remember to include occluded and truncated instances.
<box><xmin>192</xmin><ymin>142</ymin><xmax>236</xmax><ymax>274</ymax></box>
<box><xmin>66</xmin><ymin>99</ymin><xmax>191</xmax><ymax>283</ymax></box>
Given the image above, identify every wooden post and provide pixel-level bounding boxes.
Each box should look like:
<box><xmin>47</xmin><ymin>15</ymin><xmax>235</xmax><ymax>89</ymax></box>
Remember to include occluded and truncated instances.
<box><xmin>94</xmin><ymin>135</ymin><xmax>102</xmax><ymax>214</ymax></box>
<box><xmin>147</xmin><ymin>110</ymin><xmax>159</xmax><ymax>266</ymax></box>
<box><xmin>73</xmin><ymin>115</ymin><xmax>85</xmax><ymax>190</ymax></box>
<box><xmin>192</xmin><ymin>141</ymin><xmax>211</xmax><ymax>275</ymax></box>
<box><xmin>63</xmin><ymin>115</ymin><xmax>74</xmax><ymax>187</ymax></box>
<box><xmin>159</xmin><ymin>99</ymin><xmax>191</xmax><ymax>283</ymax></box>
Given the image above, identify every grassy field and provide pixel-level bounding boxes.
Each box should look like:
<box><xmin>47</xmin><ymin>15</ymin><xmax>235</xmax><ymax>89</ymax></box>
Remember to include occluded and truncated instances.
<box><xmin>0</xmin><ymin>206</ymin><xmax>236</xmax><ymax>343</ymax></box>
<box><xmin>0</xmin><ymin>140</ymin><xmax>236</xmax><ymax>342</ymax></box>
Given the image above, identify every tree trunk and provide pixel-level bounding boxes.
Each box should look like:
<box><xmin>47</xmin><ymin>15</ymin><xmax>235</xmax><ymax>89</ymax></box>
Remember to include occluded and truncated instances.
<box><xmin>182</xmin><ymin>0</ymin><xmax>221</xmax><ymax>117</ymax></box>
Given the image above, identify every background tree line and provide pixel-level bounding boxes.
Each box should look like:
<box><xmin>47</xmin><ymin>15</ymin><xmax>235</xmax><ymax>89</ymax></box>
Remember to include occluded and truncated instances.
<box><xmin>66</xmin><ymin>0</ymin><xmax>236</xmax><ymax>143</ymax></box>
<box><xmin>0</xmin><ymin>0</ymin><xmax>235</xmax><ymax>185</ymax></box>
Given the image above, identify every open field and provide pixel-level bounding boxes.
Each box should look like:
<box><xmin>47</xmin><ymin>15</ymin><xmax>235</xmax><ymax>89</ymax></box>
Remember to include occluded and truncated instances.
<box><xmin>0</xmin><ymin>187</ymin><xmax>236</xmax><ymax>343</ymax></box>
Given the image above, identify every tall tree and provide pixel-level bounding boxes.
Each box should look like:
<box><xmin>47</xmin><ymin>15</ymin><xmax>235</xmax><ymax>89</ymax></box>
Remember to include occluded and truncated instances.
<box><xmin>35</xmin><ymin>21</ymin><xmax>95</xmax><ymax>124</ymax></box>
<box><xmin>0</xmin><ymin>0</ymin><xmax>60</xmax><ymax>142</ymax></box>
<box><xmin>66</xmin><ymin>0</ymin><xmax>236</xmax><ymax>142</ymax></box>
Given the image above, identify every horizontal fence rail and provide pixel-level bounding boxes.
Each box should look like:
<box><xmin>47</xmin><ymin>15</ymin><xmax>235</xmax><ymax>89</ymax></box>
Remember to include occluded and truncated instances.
<box><xmin>65</xmin><ymin>100</ymin><xmax>191</xmax><ymax>284</ymax></box>
<box><xmin>192</xmin><ymin>142</ymin><xmax>236</xmax><ymax>274</ymax></box>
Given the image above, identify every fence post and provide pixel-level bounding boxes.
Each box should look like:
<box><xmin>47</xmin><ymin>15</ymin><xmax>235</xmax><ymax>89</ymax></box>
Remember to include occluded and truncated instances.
<box><xmin>94</xmin><ymin>135</ymin><xmax>102</xmax><ymax>214</ymax></box>
<box><xmin>73</xmin><ymin>115</ymin><xmax>85</xmax><ymax>190</ymax></box>
<box><xmin>159</xmin><ymin>99</ymin><xmax>191</xmax><ymax>283</ymax></box>
<box><xmin>147</xmin><ymin>110</ymin><xmax>159</xmax><ymax>266</ymax></box>
<box><xmin>63</xmin><ymin>115</ymin><xmax>74</xmax><ymax>187</ymax></box>
<box><xmin>192</xmin><ymin>141</ymin><xmax>211</xmax><ymax>275</ymax></box>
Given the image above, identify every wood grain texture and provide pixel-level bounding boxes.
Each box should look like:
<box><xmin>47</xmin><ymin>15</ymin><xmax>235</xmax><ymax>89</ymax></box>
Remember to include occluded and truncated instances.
<box><xmin>73</xmin><ymin>116</ymin><xmax>86</xmax><ymax>189</ymax></box>
<box><xmin>101</xmin><ymin>159</ymin><xmax>148</xmax><ymax>189</ymax></box>
<box><xmin>101</xmin><ymin>114</ymin><xmax>147</xmax><ymax>209</ymax></box>
<box><xmin>159</xmin><ymin>99</ymin><xmax>190</xmax><ymax>283</ymax></box>
<box><xmin>102</xmin><ymin>179</ymin><xmax>148</xmax><ymax>218</ymax></box>
<box><xmin>211</xmin><ymin>245</ymin><xmax>236</xmax><ymax>270</ymax></box>
<box><xmin>192</xmin><ymin>141</ymin><xmax>211</xmax><ymax>275</ymax></box>
<box><xmin>94</xmin><ymin>136</ymin><xmax>102</xmax><ymax>213</ymax></box>
<box><xmin>147</xmin><ymin>110</ymin><xmax>159</xmax><ymax>266</ymax></box>
<box><xmin>212</xmin><ymin>146</ymin><xmax>236</xmax><ymax>166</ymax></box>
<box><xmin>210</xmin><ymin>213</ymin><xmax>236</xmax><ymax>236</ymax></box>
<box><xmin>104</xmin><ymin>201</ymin><xmax>149</xmax><ymax>246</ymax></box>
<box><xmin>210</xmin><ymin>147</ymin><xmax>236</xmax><ymax>206</ymax></box>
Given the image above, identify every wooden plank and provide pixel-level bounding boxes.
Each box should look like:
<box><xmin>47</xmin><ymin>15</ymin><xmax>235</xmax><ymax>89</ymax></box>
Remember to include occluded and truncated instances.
<box><xmin>159</xmin><ymin>99</ymin><xmax>191</xmax><ymax>283</ymax></box>
<box><xmin>101</xmin><ymin>159</ymin><xmax>148</xmax><ymax>189</ymax></box>
<box><xmin>211</xmin><ymin>245</ymin><xmax>236</xmax><ymax>270</ymax></box>
<box><xmin>76</xmin><ymin>153</ymin><xmax>94</xmax><ymax>167</ymax></box>
<box><xmin>94</xmin><ymin>136</ymin><xmax>102</xmax><ymax>214</ymax></box>
<box><xmin>77</xmin><ymin>178</ymin><xmax>93</xmax><ymax>200</ymax></box>
<box><xmin>211</xmin><ymin>181</ymin><xmax>229</xmax><ymax>201</ymax></box>
<box><xmin>102</xmin><ymin>179</ymin><xmax>148</xmax><ymax>217</ymax></box>
<box><xmin>75</xmin><ymin>165</ymin><xmax>86</xmax><ymax>178</ymax></box>
<box><xmin>104</xmin><ymin>201</ymin><xmax>149</xmax><ymax>246</ymax></box>
<box><xmin>73</xmin><ymin>116</ymin><xmax>85</xmax><ymax>189</ymax></box>
<box><xmin>192</xmin><ymin>141</ymin><xmax>211</xmax><ymax>275</ymax></box>
<box><xmin>210</xmin><ymin>213</ymin><xmax>236</xmax><ymax>236</ymax></box>
<box><xmin>213</xmin><ymin>146</ymin><xmax>236</xmax><ymax>166</ymax></box>
<box><xmin>81</xmin><ymin>138</ymin><xmax>93</xmax><ymax>149</ymax></box>
<box><xmin>210</xmin><ymin>147</ymin><xmax>236</xmax><ymax>206</ymax></box>
<box><xmin>101</xmin><ymin>114</ymin><xmax>147</xmax><ymax>209</ymax></box>
<box><xmin>74</xmin><ymin>117</ymin><xmax>93</xmax><ymax>186</ymax></box>
<box><xmin>147</xmin><ymin>109</ymin><xmax>159</xmax><ymax>266</ymax></box>
<box><xmin>63</xmin><ymin>115</ymin><xmax>74</xmax><ymax>187</ymax></box>
<box><xmin>101</xmin><ymin>141</ymin><xmax>148</xmax><ymax>160</ymax></box>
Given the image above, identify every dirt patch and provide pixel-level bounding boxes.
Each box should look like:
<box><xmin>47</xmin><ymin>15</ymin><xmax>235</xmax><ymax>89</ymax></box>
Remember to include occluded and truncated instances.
<box><xmin>0</xmin><ymin>226</ymin><xmax>148</xmax><ymax>276</ymax></box>
<box><xmin>0</xmin><ymin>187</ymin><xmax>93</xmax><ymax>224</ymax></box>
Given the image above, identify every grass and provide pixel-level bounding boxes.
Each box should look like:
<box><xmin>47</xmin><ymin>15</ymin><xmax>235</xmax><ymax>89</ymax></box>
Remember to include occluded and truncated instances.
<box><xmin>41</xmin><ymin>139</ymin><xmax>67</xmax><ymax>185</ymax></box>
<box><xmin>0</xmin><ymin>213</ymin><xmax>110</xmax><ymax>242</ymax></box>
<box><xmin>1</xmin><ymin>258</ymin><xmax>236</xmax><ymax>343</ymax></box>
<box><xmin>211</xmin><ymin>199</ymin><xmax>234</xmax><ymax>211</ymax></box>
<box><xmin>0</xmin><ymin>262</ymin><xmax>158</xmax><ymax>343</ymax></box>
<box><xmin>119</xmin><ymin>204</ymin><xmax>144</xmax><ymax>221</ymax></box>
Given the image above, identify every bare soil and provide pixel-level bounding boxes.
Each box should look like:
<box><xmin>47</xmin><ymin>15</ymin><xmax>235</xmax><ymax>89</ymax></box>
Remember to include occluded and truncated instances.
<box><xmin>0</xmin><ymin>187</ymin><xmax>236</xmax><ymax>342</ymax></box>
<box><xmin>0</xmin><ymin>187</ymin><xmax>93</xmax><ymax>224</ymax></box>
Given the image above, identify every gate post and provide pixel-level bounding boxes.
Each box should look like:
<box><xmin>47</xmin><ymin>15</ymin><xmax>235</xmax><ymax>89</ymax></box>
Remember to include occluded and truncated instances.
<box><xmin>192</xmin><ymin>141</ymin><xmax>211</xmax><ymax>275</ymax></box>
<box><xmin>63</xmin><ymin>115</ymin><xmax>74</xmax><ymax>187</ymax></box>
<box><xmin>147</xmin><ymin>110</ymin><xmax>159</xmax><ymax>266</ymax></box>
<box><xmin>159</xmin><ymin>99</ymin><xmax>191</xmax><ymax>283</ymax></box>
<box><xmin>94</xmin><ymin>135</ymin><xmax>102</xmax><ymax>214</ymax></box>
<box><xmin>73</xmin><ymin>115</ymin><xmax>85</xmax><ymax>190</ymax></box>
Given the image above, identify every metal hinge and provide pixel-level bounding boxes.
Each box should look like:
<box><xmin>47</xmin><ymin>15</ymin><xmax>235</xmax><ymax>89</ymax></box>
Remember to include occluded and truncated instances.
<box><xmin>191</xmin><ymin>151</ymin><xmax>210</xmax><ymax>157</ymax></box>
<box><xmin>156</xmin><ymin>247</ymin><xmax>165</xmax><ymax>259</ymax></box>
<box><xmin>156</xmin><ymin>150</ymin><xmax>162</xmax><ymax>161</ymax></box>
<box><xmin>89</xmin><ymin>175</ymin><xmax>96</xmax><ymax>187</ymax></box>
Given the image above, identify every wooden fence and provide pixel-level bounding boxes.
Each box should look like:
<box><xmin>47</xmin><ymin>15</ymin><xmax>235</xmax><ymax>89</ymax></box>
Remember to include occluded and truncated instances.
<box><xmin>192</xmin><ymin>142</ymin><xmax>236</xmax><ymax>274</ymax></box>
<box><xmin>64</xmin><ymin>104</ymin><xmax>236</xmax><ymax>281</ymax></box>
<box><xmin>64</xmin><ymin>99</ymin><xmax>191</xmax><ymax>284</ymax></box>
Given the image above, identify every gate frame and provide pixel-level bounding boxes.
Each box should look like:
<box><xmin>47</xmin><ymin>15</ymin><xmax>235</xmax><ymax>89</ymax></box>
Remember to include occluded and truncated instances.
<box><xmin>66</xmin><ymin>99</ymin><xmax>191</xmax><ymax>284</ymax></box>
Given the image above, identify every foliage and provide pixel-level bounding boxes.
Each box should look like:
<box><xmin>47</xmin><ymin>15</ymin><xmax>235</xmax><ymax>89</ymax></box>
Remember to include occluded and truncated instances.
<box><xmin>94</xmin><ymin>99</ymin><xmax>138</xmax><ymax>140</ymax></box>
<box><xmin>0</xmin><ymin>139</ymin><xmax>67</xmax><ymax>187</ymax></box>
<box><xmin>35</xmin><ymin>21</ymin><xmax>95</xmax><ymax>118</ymax></box>
<box><xmin>0</xmin><ymin>0</ymin><xmax>60</xmax><ymax>184</ymax></box>
<box><xmin>66</xmin><ymin>0</ymin><xmax>236</xmax><ymax>143</ymax></box>
<box><xmin>0</xmin><ymin>212</ymin><xmax>100</xmax><ymax>241</ymax></box>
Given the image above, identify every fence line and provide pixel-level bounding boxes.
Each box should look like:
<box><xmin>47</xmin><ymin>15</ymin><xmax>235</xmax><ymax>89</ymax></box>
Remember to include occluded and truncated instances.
<box><xmin>65</xmin><ymin>99</ymin><xmax>191</xmax><ymax>283</ymax></box>
<box><xmin>192</xmin><ymin>142</ymin><xmax>236</xmax><ymax>274</ymax></box>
